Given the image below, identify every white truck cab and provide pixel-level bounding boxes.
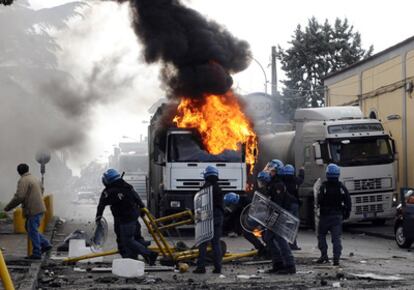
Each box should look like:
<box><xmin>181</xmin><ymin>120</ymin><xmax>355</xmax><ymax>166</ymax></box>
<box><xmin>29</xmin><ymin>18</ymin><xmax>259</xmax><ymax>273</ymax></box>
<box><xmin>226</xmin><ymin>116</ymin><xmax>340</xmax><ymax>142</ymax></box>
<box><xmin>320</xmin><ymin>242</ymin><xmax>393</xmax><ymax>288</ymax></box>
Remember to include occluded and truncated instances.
<box><xmin>297</xmin><ymin>107</ymin><xmax>398</xmax><ymax>224</ymax></box>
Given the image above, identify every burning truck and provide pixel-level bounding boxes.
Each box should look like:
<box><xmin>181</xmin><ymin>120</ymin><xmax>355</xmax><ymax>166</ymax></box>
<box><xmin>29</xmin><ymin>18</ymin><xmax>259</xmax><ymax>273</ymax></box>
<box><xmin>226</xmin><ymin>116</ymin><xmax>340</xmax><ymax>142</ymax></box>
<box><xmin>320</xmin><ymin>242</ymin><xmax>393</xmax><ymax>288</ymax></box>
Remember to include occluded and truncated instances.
<box><xmin>147</xmin><ymin>93</ymin><xmax>257</xmax><ymax>217</ymax></box>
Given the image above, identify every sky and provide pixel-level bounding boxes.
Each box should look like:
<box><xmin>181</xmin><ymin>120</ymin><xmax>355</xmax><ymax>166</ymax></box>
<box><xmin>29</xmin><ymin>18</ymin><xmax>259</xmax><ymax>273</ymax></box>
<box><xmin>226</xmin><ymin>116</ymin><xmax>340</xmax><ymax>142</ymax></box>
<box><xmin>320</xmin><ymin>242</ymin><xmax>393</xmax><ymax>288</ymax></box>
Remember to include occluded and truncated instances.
<box><xmin>28</xmin><ymin>0</ymin><xmax>414</xmax><ymax>171</ymax></box>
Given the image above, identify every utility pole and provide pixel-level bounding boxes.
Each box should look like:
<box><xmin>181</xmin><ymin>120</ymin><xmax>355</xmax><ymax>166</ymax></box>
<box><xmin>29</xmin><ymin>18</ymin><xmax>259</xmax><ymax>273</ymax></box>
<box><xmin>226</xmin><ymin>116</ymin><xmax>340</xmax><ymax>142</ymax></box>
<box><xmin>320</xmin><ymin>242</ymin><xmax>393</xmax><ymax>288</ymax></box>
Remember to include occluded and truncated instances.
<box><xmin>271</xmin><ymin>46</ymin><xmax>278</xmax><ymax>97</ymax></box>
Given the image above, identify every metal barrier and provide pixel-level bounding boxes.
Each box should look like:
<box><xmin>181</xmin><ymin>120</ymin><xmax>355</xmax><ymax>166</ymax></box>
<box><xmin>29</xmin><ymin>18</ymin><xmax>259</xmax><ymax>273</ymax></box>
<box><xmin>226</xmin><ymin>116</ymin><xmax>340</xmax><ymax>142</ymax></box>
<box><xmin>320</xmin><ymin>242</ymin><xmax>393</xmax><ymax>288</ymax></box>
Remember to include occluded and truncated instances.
<box><xmin>64</xmin><ymin>208</ymin><xmax>257</xmax><ymax>264</ymax></box>
<box><xmin>0</xmin><ymin>249</ymin><xmax>15</xmax><ymax>290</ymax></box>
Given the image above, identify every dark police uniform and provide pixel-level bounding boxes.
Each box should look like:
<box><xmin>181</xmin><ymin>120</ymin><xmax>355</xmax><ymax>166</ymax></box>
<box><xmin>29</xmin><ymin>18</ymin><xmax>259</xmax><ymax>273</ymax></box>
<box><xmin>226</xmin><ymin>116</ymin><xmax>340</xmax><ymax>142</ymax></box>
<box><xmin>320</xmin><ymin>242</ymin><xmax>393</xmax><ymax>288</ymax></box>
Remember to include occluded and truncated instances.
<box><xmin>96</xmin><ymin>179</ymin><xmax>154</xmax><ymax>262</ymax></box>
<box><xmin>264</xmin><ymin>179</ymin><xmax>296</xmax><ymax>273</ymax></box>
<box><xmin>282</xmin><ymin>168</ymin><xmax>304</xmax><ymax>249</ymax></box>
<box><xmin>195</xmin><ymin>176</ymin><xmax>224</xmax><ymax>273</ymax></box>
<box><xmin>317</xmin><ymin>179</ymin><xmax>352</xmax><ymax>263</ymax></box>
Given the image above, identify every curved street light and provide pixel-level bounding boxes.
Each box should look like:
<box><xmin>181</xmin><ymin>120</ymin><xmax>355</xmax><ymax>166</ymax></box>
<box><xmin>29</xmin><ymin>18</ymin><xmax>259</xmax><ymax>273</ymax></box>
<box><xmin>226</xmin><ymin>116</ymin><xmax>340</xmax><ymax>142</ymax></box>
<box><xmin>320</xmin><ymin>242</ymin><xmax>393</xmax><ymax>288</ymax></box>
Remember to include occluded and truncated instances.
<box><xmin>249</xmin><ymin>56</ymin><xmax>269</xmax><ymax>95</ymax></box>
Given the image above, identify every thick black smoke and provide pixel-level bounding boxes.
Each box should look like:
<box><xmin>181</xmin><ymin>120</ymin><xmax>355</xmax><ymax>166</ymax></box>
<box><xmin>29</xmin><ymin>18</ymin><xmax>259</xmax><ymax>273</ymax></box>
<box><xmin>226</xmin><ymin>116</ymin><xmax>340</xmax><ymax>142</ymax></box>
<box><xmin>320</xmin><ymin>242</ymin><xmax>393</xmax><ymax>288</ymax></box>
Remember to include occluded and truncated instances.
<box><xmin>0</xmin><ymin>0</ymin><xmax>14</xmax><ymax>6</ymax></box>
<box><xmin>116</xmin><ymin>0</ymin><xmax>251</xmax><ymax>99</ymax></box>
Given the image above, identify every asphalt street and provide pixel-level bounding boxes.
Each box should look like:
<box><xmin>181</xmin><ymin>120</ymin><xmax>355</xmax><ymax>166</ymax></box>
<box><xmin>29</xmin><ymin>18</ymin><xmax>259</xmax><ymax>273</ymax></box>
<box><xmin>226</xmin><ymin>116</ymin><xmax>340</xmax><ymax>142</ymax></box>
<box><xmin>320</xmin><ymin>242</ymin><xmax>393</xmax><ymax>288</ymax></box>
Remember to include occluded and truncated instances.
<box><xmin>31</xmin><ymin>203</ymin><xmax>414</xmax><ymax>289</ymax></box>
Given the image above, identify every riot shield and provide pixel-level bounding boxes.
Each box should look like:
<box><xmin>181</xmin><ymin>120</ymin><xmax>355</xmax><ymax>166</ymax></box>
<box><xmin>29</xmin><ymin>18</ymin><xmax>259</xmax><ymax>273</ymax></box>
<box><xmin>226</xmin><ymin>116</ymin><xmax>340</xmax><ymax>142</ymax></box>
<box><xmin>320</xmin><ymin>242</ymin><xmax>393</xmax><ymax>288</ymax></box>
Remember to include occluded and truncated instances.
<box><xmin>248</xmin><ymin>192</ymin><xmax>299</xmax><ymax>244</ymax></box>
<box><xmin>240</xmin><ymin>204</ymin><xmax>265</xmax><ymax>235</ymax></box>
<box><xmin>313</xmin><ymin>178</ymin><xmax>322</xmax><ymax>236</ymax></box>
<box><xmin>91</xmin><ymin>217</ymin><xmax>108</xmax><ymax>252</ymax></box>
<box><xmin>194</xmin><ymin>186</ymin><xmax>214</xmax><ymax>246</ymax></box>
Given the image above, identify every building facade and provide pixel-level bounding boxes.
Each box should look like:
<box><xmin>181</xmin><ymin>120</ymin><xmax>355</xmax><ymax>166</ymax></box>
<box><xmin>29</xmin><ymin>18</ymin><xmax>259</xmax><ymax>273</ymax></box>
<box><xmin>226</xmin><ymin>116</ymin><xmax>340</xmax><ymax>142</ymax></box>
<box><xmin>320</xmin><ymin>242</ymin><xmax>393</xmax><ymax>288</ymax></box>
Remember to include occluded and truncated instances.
<box><xmin>324</xmin><ymin>36</ymin><xmax>414</xmax><ymax>191</ymax></box>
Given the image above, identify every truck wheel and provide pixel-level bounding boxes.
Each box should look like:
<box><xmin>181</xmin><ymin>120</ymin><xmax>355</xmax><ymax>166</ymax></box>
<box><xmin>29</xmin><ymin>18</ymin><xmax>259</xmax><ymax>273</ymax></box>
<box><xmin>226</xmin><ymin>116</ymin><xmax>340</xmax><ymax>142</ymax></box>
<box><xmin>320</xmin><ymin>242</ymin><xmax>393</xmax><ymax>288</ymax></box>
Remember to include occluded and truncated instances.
<box><xmin>395</xmin><ymin>224</ymin><xmax>413</xmax><ymax>248</ymax></box>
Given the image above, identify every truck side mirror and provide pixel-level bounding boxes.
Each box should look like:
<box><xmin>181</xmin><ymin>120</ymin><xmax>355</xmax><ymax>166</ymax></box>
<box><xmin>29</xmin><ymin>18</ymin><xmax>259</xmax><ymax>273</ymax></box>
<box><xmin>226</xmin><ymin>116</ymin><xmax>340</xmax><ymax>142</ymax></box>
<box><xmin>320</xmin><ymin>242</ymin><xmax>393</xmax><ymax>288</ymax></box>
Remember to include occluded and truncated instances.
<box><xmin>390</xmin><ymin>138</ymin><xmax>398</xmax><ymax>160</ymax></box>
<box><xmin>313</xmin><ymin>142</ymin><xmax>324</xmax><ymax>166</ymax></box>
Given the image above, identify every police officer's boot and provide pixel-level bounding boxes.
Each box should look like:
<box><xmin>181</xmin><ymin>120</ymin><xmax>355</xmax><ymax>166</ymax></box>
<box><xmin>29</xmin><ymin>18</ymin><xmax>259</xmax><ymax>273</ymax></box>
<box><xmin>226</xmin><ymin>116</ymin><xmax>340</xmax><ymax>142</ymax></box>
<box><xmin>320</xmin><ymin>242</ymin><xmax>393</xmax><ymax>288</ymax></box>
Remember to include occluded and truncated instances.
<box><xmin>277</xmin><ymin>265</ymin><xmax>296</xmax><ymax>274</ymax></box>
<box><xmin>333</xmin><ymin>258</ymin><xmax>340</xmax><ymax>266</ymax></box>
<box><xmin>144</xmin><ymin>251</ymin><xmax>158</xmax><ymax>266</ymax></box>
<box><xmin>265</xmin><ymin>262</ymin><xmax>284</xmax><ymax>273</ymax></box>
<box><xmin>316</xmin><ymin>256</ymin><xmax>329</xmax><ymax>264</ymax></box>
<box><xmin>193</xmin><ymin>267</ymin><xmax>206</xmax><ymax>274</ymax></box>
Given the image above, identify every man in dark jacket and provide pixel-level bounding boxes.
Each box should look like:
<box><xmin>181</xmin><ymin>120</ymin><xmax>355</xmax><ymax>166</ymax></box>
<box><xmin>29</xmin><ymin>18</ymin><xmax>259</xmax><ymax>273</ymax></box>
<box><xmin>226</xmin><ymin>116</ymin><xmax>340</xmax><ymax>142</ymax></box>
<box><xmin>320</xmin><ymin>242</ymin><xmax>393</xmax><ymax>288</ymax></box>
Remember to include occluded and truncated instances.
<box><xmin>95</xmin><ymin>169</ymin><xmax>157</xmax><ymax>265</ymax></box>
<box><xmin>194</xmin><ymin>165</ymin><xmax>224</xmax><ymax>274</ymax></box>
<box><xmin>281</xmin><ymin>164</ymin><xmax>304</xmax><ymax>250</ymax></box>
<box><xmin>316</xmin><ymin>163</ymin><xmax>351</xmax><ymax>266</ymax></box>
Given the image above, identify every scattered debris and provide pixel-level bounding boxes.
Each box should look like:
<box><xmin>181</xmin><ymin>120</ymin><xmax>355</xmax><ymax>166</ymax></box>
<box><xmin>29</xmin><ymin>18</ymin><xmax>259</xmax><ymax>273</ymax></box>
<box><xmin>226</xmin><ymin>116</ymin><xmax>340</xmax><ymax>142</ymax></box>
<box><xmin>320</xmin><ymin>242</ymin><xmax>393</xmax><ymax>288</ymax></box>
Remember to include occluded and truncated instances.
<box><xmin>332</xmin><ymin>282</ymin><xmax>341</xmax><ymax>287</ymax></box>
<box><xmin>219</xmin><ymin>274</ymin><xmax>226</xmax><ymax>279</ymax></box>
<box><xmin>320</xmin><ymin>279</ymin><xmax>328</xmax><ymax>286</ymax></box>
<box><xmin>349</xmin><ymin>252</ymin><xmax>354</xmax><ymax>257</ymax></box>
<box><xmin>146</xmin><ymin>265</ymin><xmax>175</xmax><ymax>272</ymax></box>
<box><xmin>94</xmin><ymin>276</ymin><xmax>120</xmax><ymax>284</ymax></box>
<box><xmin>241</xmin><ymin>260</ymin><xmax>272</xmax><ymax>265</ymax></box>
<box><xmin>359</xmin><ymin>260</ymin><xmax>367</xmax><ymax>264</ymax></box>
<box><xmin>350</xmin><ymin>273</ymin><xmax>404</xmax><ymax>281</ymax></box>
<box><xmin>236</xmin><ymin>274</ymin><xmax>262</xmax><ymax>280</ymax></box>
<box><xmin>57</xmin><ymin>230</ymin><xmax>91</xmax><ymax>252</ymax></box>
<box><xmin>392</xmin><ymin>255</ymin><xmax>406</xmax><ymax>259</ymax></box>
<box><xmin>91</xmin><ymin>267</ymin><xmax>112</xmax><ymax>273</ymax></box>
<box><xmin>73</xmin><ymin>267</ymin><xmax>87</xmax><ymax>272</ymax></box>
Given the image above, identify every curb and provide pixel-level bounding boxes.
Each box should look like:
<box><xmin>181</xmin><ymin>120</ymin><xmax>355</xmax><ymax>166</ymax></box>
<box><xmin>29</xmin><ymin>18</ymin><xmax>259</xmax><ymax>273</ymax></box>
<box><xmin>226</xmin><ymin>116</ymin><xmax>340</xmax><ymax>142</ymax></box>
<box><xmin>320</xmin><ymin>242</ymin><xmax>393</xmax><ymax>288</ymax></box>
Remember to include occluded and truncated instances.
<box><xmin>346</xmin><ymin>228</ymin><xmax>394</xmax><ymax>241</ymax></box>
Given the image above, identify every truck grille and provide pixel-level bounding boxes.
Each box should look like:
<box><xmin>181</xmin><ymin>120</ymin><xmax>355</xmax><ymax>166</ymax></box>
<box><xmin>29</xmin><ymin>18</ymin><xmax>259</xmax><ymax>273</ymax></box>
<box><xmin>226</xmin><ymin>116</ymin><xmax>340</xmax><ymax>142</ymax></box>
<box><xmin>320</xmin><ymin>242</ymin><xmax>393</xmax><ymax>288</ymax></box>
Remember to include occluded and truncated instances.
<box><xmin>176</xmin><ymin>179</ymin><xmax>237</xmax><ymax>189</ymax></box>
<box><xmin>355</xmin><ymin>195</ymin><xmax>383</xmax><ymax>204</ymax></box>
<box><xmin>355</xmin><ymin>204</ymin><xmax>384</xmax><ymax>215</ymax></box>
<box><xmin>354</xmin><ymin>178</ymin><xmax>382</xmax><ymax>191</ymax></box>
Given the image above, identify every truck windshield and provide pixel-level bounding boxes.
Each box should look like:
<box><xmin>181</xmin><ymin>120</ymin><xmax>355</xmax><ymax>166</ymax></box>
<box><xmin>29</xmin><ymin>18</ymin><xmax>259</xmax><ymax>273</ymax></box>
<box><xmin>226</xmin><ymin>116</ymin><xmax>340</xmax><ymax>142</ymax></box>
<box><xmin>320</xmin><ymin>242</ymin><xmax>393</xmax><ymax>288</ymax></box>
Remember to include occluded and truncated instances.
<box><xmin>168</xmin><ymin>133</ymin><xmax>243</xmax><ymax>162</ymax></box>
<box><xmin>329</xmin><ymin>137</ymin><xmax>393</xmax><ymax>166</ymax></box>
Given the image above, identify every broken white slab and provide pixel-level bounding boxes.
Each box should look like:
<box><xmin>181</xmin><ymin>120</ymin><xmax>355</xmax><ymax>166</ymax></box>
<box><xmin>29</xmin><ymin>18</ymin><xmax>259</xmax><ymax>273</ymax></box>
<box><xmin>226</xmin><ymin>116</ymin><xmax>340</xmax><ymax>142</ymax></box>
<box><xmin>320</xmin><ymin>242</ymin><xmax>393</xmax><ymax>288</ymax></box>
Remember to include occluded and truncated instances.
<box><xmin>350</xmin><ymin>273</ymin><xmax>404</xmax><ymax>281</ymax></box>
<box><xmin>112</xmin><ymin>258</ymin><xmax>145</xmax><ymax>278</ymax></box>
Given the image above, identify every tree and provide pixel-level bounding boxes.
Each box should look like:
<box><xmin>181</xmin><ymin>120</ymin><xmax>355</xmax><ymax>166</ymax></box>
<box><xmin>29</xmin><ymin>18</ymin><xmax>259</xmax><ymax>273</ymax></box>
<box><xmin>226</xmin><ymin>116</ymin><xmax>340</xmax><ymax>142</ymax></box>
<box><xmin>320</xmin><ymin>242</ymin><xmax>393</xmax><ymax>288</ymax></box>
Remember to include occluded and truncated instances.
<box><xmin>278</xmin><ymin>17</ymin><xmax>373</xmax><ymax>117</ymax></box>
<box><xmin>0</xmin><ymin>0</ymin><xmax>83</xmax><ymax>197</ymax></box>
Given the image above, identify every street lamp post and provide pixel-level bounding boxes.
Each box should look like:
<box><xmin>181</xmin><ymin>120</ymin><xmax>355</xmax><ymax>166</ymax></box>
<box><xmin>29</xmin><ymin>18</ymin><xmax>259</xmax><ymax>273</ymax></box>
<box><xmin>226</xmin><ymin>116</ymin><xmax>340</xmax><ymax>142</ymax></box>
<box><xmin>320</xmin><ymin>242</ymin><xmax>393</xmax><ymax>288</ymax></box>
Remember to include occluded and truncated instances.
<box><xmin>250</xmin><ymin>56</ymin><xmax>269</xmax><ymax>95</ymax></box>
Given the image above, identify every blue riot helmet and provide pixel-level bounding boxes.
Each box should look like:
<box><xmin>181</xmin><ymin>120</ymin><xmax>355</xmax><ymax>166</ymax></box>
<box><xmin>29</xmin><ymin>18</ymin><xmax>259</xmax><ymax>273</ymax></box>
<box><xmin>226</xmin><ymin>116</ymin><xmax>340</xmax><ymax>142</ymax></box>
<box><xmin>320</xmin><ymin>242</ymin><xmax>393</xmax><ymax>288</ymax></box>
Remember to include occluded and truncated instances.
<box><xmin>266</xmin><ymin>159</ymin><xmax>284</xmax><ymax>175</ymax></box>
<box><xmin>203</xmin><ymin>165</ymin><xmax>219</xmax><ymax>179</ymax></box>
<box><xmin>326</xmin><ymin>163</ymin><xmax>340</xmax><ymax>179</ymax></box>
<box><xmin>282</xmin><ymin>164</ymin><xmax>295</xmax><ymax>176</ymax></box>
<box><xmin>102</xmin><ymin>168</ymin><xmax>121</xmax><ymax>186</ymax></box>
<box><xmin>257</xmin><ymin>171</ymin><xmax>271</xmax><ymax>183</ymax></box>
<box><xmin>224</xmin><ymin>192</ymin><xmax>240</xmax><ymax>205</ymax></box>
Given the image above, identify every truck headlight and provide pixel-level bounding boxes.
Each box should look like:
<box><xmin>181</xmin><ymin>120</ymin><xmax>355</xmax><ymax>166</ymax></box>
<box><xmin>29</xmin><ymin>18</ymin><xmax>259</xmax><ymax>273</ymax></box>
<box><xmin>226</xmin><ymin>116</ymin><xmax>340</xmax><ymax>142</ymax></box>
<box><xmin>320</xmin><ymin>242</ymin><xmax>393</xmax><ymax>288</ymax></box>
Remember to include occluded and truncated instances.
<box><xmin>392</xmin><ymin>193</ymin><xmax>398</xmax><ymax>207</ymax></box>
<box><xmin>170</xmin><ymin>201</ymin><xmax>181</xmax><ymax>208</ymax></box>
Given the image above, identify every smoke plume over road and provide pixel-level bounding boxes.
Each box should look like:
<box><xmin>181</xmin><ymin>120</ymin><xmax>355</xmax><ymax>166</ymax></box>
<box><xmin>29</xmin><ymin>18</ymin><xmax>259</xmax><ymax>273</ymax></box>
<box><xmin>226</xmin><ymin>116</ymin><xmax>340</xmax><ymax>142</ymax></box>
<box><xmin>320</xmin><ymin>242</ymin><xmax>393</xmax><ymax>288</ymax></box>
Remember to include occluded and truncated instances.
<box><xmin>116</xmin><ymin>0</ymin><xmax>252</xmax><ymax>99</ymax></box>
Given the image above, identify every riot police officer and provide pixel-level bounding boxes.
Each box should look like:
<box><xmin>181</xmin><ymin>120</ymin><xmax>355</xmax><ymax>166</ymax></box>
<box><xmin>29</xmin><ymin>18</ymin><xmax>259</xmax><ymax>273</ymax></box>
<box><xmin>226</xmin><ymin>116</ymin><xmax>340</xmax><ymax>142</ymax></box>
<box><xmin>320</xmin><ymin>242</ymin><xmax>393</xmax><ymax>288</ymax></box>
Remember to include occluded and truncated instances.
<box><xmin>224</xmin><ymin>191</ymin><xmax>267</xmax><ymax>257</ymax></box>
<box><xmin>281</xmin><ymin>164</ymin><xmax>304</xmax><ymax>250</ymax></box>
<box><xmin>194</xmin><ymin>165</ymin><xmax>224</xmax><ymax>274</ymax></box>
<box><xmin>316</xmin><ymin>163</ymin><xmax>351</xmax><ymax>266</ymax></box>
<box><xmin>95</xmin><ymin>169</ymin><xmax>158</xmax><ymax>265</ymax></box>
<box><xmin>264</xmin><ymin>180</ymin><xmax>297</xmax><ymax>274</ymax></box>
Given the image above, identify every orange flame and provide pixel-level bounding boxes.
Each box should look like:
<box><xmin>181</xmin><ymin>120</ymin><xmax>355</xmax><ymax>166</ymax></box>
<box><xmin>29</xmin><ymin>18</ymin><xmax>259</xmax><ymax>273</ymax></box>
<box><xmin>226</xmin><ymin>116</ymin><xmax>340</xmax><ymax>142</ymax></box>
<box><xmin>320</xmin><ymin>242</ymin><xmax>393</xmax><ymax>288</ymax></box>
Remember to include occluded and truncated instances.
<box><xmin>252</xmin><ymin>228</ymin><xmax>262</xmax><ymax>238</ymax></box>
<box><xmin>173</xmin><ymin>91</ymin><xmax>257</xmax><ymax>172</ymax></box>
